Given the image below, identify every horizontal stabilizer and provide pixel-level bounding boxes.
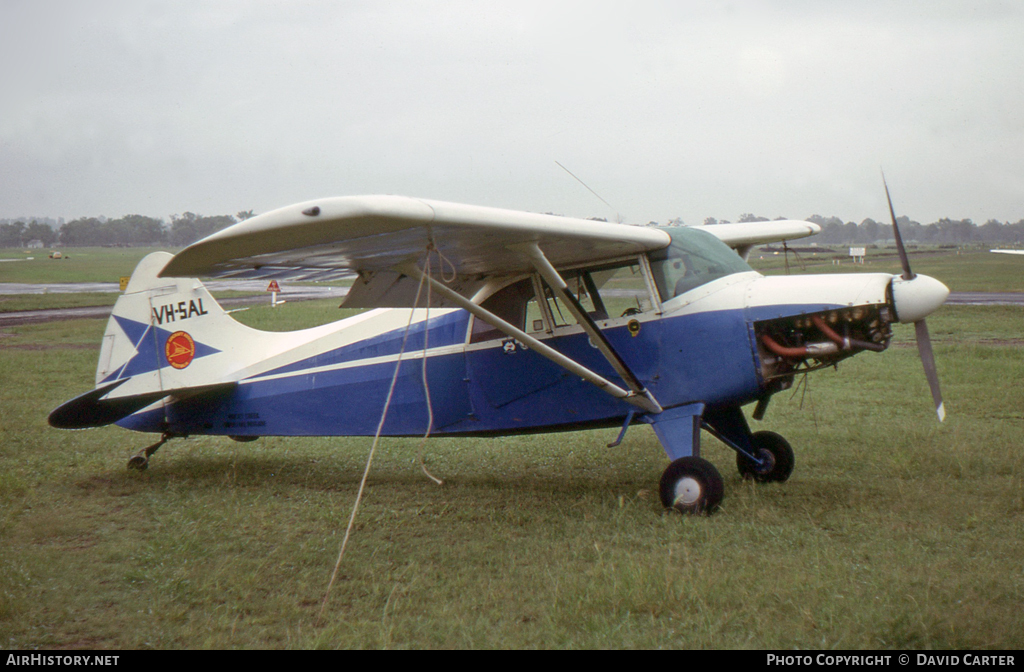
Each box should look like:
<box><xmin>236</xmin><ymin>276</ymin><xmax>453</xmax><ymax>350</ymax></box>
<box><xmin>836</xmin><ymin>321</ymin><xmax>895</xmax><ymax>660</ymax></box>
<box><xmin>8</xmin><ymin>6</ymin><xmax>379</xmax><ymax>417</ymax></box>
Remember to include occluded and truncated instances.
<box><xmin>49</xmin><ymin>380</ymin><xmax>161</xmax><ymax>429</ymax></box>
<box><xmin>48</xmin><ymin>381</ymin><xmax>236</xmax><ymax>429</ymax></box>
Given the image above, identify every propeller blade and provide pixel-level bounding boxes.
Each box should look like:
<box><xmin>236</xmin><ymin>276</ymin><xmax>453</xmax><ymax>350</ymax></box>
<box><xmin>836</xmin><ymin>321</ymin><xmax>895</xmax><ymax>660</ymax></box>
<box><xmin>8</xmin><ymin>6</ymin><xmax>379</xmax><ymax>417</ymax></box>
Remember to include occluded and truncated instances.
<box><xmin>882</xmin><ymin>172</ymin><xmax>915</xmax><ymax>280</ymax></box>
<box><xmin>914</xmin><ymin>319</ymin><xmax>945</xmax><ymax>422</ymax></box>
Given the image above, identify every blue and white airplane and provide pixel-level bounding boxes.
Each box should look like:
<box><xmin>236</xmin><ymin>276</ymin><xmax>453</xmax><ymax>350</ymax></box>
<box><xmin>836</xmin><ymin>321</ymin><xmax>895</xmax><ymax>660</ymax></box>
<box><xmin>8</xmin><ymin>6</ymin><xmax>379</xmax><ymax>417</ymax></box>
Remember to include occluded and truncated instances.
<box><xmin>49</xmin><ymin>190</ymin><xmax>949</xmax><ymax>514</ymax></box>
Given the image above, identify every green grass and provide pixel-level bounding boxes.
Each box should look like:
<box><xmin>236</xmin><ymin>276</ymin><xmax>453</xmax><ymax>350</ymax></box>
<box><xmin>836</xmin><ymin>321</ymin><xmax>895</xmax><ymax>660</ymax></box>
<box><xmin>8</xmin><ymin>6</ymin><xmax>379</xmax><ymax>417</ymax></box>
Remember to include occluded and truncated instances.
<box><xmin>0</xmin><ymin>293</ymin><xmax>119</xmax><ymax>313</ymax></box>
<box><xmin>228</xmin><ymin>299</ymin><xmax>361</xmax><ymax>331</ymax></box>
<box><xmin>749</xmin><ymin>247</ymin><xmax>1024</xmax><ymax>293</ymax></box>
<box><xmin>1</xmin><ymin>299</ymin><xmax>1022</xmax><ymax>649</ymax></box>
<box><xmin>2</xmin><ymin>252</ymin><xmax>1023</xmax><ymax>649</ymax></box>
<box><xmin>0</xmin><ymin>247</ymin><xmax>173</xmax><ymax>284</ymax></box>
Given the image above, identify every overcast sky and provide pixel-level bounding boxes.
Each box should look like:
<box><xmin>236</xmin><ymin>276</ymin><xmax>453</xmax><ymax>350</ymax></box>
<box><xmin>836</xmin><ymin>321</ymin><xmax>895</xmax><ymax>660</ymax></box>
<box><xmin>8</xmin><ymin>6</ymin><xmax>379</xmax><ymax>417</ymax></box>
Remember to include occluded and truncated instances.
<box><xmin>2</xmin><ymin>1</ymin><xmax>1022</xmax><ymax>226</ymax></box>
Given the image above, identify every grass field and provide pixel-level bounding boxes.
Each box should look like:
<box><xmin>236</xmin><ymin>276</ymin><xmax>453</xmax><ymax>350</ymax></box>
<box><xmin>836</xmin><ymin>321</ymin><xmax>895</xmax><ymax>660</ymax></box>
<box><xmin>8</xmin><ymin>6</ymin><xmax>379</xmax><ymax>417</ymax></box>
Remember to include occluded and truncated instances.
<box><xmin>749</xmin><ymin>246</ymin><xmax>1024</xmax><ymax>293</ymax></box>
<box><xmin>1</xmin><ymin>256</ymin><xmax>1022</xmax><ymax>649</ymax></box>
<box><xmin>0</xmin><ymin>247</ymin><xmax>172</xmax><ymax>284</ymax></box>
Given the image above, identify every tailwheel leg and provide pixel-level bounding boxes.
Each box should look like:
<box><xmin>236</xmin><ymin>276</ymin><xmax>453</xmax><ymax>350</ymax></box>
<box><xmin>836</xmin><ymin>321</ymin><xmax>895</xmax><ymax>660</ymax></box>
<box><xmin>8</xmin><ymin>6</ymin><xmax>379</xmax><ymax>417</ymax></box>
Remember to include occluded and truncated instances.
<box><xmin>127</xmin><ymin>433</ymin><xmax>171</xmax><ymax>471</ymax></box>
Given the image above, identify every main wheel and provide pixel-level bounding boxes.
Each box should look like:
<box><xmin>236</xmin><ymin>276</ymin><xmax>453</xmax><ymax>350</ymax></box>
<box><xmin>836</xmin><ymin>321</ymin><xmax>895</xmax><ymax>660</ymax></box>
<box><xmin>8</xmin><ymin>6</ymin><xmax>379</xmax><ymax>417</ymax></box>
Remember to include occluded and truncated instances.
<box><xmin>659</xmin><ymin>456</ymin><xmax>724</xmax><ymax>515</ymax></box>
<box><xmin>736</xmin><ymin>431</ymin><xmax>794</xmax><ymax>483</ymax></box>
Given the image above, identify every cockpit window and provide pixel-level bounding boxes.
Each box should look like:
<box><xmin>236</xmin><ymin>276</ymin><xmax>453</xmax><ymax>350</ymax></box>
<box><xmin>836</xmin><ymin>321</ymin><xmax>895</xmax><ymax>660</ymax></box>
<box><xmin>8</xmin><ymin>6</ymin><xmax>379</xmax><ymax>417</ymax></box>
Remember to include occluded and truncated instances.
<box><xmin>647</xmin><ymin>227</ymin><xmax>753</xmax><ymax>301</ymax></box>
<box><xmin>468</xmin><ymin>260</ymin><xmax>656</xmax><ymax>343</ymax></box>
<box><xmin>534</xmin><ymin>262</ymin><xmax>651</xmax><ymax>328</ymax></box>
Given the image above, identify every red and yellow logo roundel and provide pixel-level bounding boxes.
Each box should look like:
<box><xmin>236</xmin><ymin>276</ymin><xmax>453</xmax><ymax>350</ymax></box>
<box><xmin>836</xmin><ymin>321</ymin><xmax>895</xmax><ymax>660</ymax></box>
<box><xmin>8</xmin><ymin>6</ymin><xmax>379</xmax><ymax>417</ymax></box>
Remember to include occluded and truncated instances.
<box><xmin>165</xmin><ymin>331</ymin><xmax>196</xmax><ymax>369</ymax></box>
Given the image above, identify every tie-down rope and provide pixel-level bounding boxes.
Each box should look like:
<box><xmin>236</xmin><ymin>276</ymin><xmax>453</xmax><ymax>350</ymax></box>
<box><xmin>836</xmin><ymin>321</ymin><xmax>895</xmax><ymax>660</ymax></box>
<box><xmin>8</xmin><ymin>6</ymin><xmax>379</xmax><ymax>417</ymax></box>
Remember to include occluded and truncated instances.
<box><xmin>318</xmin><ymin>246</ymin><xmax>447</xmax><ymax>621</ymax></box>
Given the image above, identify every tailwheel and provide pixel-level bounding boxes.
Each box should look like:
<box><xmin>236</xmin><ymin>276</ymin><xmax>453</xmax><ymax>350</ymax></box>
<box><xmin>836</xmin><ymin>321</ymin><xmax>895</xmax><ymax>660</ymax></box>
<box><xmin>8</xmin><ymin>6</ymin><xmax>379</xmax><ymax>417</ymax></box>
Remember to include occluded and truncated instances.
<box><xmin>736</xmin><ymin>430</ymin><xmax>794</xmax><ymax>483</ymax></box>
<box><xmin>127</xmin><ymin>433</ymin><xmax>171</xmax><ymax>471</ymax></box>
<box><xmin>659</xmin><ymin>456</ymin><xmax>724</xmax><ymax>515</ymax></box>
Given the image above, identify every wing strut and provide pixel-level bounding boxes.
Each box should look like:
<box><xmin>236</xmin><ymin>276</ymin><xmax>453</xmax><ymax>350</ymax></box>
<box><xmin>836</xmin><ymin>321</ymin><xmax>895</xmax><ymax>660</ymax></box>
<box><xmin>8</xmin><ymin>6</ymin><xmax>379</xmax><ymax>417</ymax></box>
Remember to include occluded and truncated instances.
<box><xmin>521</xmin><ymin>243</ymin><xmax>663</xmax><ymax>414</ymax></box>
<box><xmin>401</xmin><ymin>264</ymin><xmax>662</xmax><ymax>414</ymax></box>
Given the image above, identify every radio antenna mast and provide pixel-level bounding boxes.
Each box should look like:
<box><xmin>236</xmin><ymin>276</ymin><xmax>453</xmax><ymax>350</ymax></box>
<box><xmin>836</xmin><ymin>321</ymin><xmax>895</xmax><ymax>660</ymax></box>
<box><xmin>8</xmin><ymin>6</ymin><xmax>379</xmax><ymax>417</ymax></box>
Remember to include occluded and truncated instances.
<box><xmin>554</xmin><ymin>161</ymin><xmax>622</xmax><ymax>222</ymax></box>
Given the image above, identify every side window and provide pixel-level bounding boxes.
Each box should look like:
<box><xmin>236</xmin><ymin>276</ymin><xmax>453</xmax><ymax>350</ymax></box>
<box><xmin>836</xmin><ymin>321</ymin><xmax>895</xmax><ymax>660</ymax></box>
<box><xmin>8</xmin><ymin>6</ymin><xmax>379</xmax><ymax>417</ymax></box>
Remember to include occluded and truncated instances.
<box><xmin>468</xmin><ymin>259</ymin><xmax>657</xmax><ymax>343</ymax></box>
<box><xmin>540</xmin><ymin>262</ymin><xmax>653</xmax><ymax>328</ymax></box>
<box><xmin>470</xmin><ymin>278</ymin><xmax>537</xmax><ymax>343</ymax></box>
<box><xmin>586</xmin><ymin>263</ymin><xmax>653</xmax><ymax>318</ymax></box>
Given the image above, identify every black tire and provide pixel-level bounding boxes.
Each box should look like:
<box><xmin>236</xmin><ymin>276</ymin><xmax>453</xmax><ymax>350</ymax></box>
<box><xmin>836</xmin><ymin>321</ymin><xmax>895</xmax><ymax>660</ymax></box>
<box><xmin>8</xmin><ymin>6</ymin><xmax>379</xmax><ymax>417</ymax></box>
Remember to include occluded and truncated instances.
<box><xmin>736</xmin><ymin>431</ymin><xmax>794</xmax><ymax>483</ymax></box>
<box><xmin>659</xmin><ymin>456</ymin><xmax>724</xmax><ymax>515</ymax></box>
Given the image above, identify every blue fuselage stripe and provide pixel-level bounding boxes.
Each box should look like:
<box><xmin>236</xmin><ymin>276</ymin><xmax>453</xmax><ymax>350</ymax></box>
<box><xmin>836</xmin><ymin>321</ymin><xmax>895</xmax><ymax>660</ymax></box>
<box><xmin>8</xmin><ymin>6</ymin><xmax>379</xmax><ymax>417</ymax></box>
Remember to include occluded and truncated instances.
<box><xmin>118</xmin><ymin>304</ymin><xmax>783</xmax><ymax>436</ymax></box>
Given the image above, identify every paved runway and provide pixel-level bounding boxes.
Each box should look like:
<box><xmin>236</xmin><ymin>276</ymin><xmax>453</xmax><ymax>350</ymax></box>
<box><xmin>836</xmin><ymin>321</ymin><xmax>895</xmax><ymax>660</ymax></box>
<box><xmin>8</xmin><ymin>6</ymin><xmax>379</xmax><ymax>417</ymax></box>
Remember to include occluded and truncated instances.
<box><xmin>944</xmin><ymin>292</ymin><xmax>1024</xmax><ymax>305</ymax></box>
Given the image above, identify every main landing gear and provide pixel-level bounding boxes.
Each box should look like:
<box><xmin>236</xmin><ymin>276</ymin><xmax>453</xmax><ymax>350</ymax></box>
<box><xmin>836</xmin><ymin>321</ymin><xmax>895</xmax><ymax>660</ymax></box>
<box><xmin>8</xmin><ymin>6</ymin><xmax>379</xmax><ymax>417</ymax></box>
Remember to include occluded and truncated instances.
<box><xmin>646</xmin><ymin>405</ymin><xmax>796</xmax><ymax>515</ymax></box>
<box><xmin>735</xmin><ymin>431</ymin><xmax>794</xmax><ymax>483</ymax></box>
<box><xmin>659</xmin><ymin>456</ymin><xmax>724</xmax><ymax>515</ymax></box>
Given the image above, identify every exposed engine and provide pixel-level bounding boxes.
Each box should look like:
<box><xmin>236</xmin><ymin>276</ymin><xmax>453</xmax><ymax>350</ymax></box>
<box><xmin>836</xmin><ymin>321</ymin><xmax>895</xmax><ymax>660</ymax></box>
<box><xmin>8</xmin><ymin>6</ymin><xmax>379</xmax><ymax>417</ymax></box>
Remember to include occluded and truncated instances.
<box><xmin>754</xmin><ymin>304</ymin><xmax>894</xmax><ymax>391</ymax></box>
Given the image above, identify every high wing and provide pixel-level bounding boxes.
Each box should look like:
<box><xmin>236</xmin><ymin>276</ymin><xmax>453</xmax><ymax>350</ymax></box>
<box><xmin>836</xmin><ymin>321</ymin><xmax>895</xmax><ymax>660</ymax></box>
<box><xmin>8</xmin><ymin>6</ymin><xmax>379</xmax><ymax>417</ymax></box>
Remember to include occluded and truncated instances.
<box><xmin>161</xmin><ymin>195</ymin><xmax>671</xmax><ymax>307</ymax></box>
<box><xmin>693</xmin><ymin>220</ymin><xmax>822</xmax><ymax>260</ymax></box>
<box><xmin>160</xmin><ymin>195</ymin><xmax>820</xmax><ymax>306</ymax></box>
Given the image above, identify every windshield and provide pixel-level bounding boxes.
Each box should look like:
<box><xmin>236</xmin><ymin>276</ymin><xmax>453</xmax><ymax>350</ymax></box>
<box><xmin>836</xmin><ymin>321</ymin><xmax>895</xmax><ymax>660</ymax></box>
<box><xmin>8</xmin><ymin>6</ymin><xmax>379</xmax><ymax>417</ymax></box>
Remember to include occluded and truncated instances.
<box><xmin>648</xmin><ymin>227</ymin><xmax>753</xmax><ymax>301</ymax></box>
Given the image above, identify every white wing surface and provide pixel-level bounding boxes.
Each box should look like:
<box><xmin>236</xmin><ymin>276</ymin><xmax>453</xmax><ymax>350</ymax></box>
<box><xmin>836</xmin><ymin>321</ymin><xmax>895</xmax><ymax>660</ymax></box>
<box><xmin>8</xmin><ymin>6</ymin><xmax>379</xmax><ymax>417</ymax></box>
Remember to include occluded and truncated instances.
<box><xmin>160</xmin><ymin>196</ymin><xmax>821</xmax><ymax>307</ymax></box>
<box><xmin>693</xmin><ymin>221</ymin><xmax>821</xmax><ymax>258</ymax></box>
<box><xmin>160</xmin><ymin>195</ymin><xmax>672</xmax><ymax>307</ymax></box>
<box><xmin>162</xmin><ymin>195</ymin><xmax>670</xmax><ymax>279</ymax></box>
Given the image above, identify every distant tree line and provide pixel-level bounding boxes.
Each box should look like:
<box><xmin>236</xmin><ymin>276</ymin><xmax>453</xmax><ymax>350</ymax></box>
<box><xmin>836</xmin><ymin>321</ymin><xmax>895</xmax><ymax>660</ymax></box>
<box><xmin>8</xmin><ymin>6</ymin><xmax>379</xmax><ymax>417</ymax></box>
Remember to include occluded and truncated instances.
<box><xmin>0</xmin><ymin>220</ymin><xmax>59</xmax><ymax>247</ymax></box>
<box><xmin>3</xmin><ymin>208</ymin><xmax>1024</xmax><ymax>248</ymax></box>
<box><xmin>804</xmin><ymin>215</ymin><xmax>1024</xmax><ymax>246</ymax></box>
<box><xmin>0</xmin><ymin>210</ymin><xmax>255</xmax><ymax>248</ymax></box>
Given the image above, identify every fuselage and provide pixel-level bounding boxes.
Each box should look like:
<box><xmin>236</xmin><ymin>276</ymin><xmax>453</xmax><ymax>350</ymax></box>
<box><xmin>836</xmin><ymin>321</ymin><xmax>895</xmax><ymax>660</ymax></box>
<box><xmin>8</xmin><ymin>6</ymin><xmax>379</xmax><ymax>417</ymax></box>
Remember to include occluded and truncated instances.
<box><xmin>115</xmin><ymin>269</ymin><xmax>899</xmax><ymax>439</ymax></box>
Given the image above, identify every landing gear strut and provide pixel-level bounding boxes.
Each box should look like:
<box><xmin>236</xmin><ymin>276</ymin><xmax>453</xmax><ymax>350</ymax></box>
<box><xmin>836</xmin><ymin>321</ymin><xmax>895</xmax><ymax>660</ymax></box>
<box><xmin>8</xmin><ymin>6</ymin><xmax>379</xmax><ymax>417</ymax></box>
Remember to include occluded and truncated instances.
<box><xmin>646</xmin><ymin>405</ymin><xmax>797</xmax><ymax>515</ymax></box>
<box><xmin>127</xmin><ymin>432</ymin><xmax>172</xmax><ymax>471</ymax></box>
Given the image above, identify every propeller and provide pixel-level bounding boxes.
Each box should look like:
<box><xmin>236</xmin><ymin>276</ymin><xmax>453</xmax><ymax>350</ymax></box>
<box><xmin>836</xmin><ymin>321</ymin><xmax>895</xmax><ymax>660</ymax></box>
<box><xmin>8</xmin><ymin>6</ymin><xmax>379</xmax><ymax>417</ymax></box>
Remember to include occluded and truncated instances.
<box><xmin>883</xmin><ymin>174</ymin><xmax>948</xmax><ymax>421</ymax></box>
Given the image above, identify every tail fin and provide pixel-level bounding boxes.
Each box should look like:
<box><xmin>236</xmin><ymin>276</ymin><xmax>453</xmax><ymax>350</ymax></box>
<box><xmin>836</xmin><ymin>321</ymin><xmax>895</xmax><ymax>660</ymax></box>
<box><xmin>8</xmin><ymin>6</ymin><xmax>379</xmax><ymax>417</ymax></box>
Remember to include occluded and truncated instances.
<box><xmin>50</xmin><ymin>252</ymin><xmax>248</xmax><ymax>428</ymax></box>
<box><xmin>94</xmin><ymin>252</ymin><xmax>234</xmax><ymax>386</ymax></box>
